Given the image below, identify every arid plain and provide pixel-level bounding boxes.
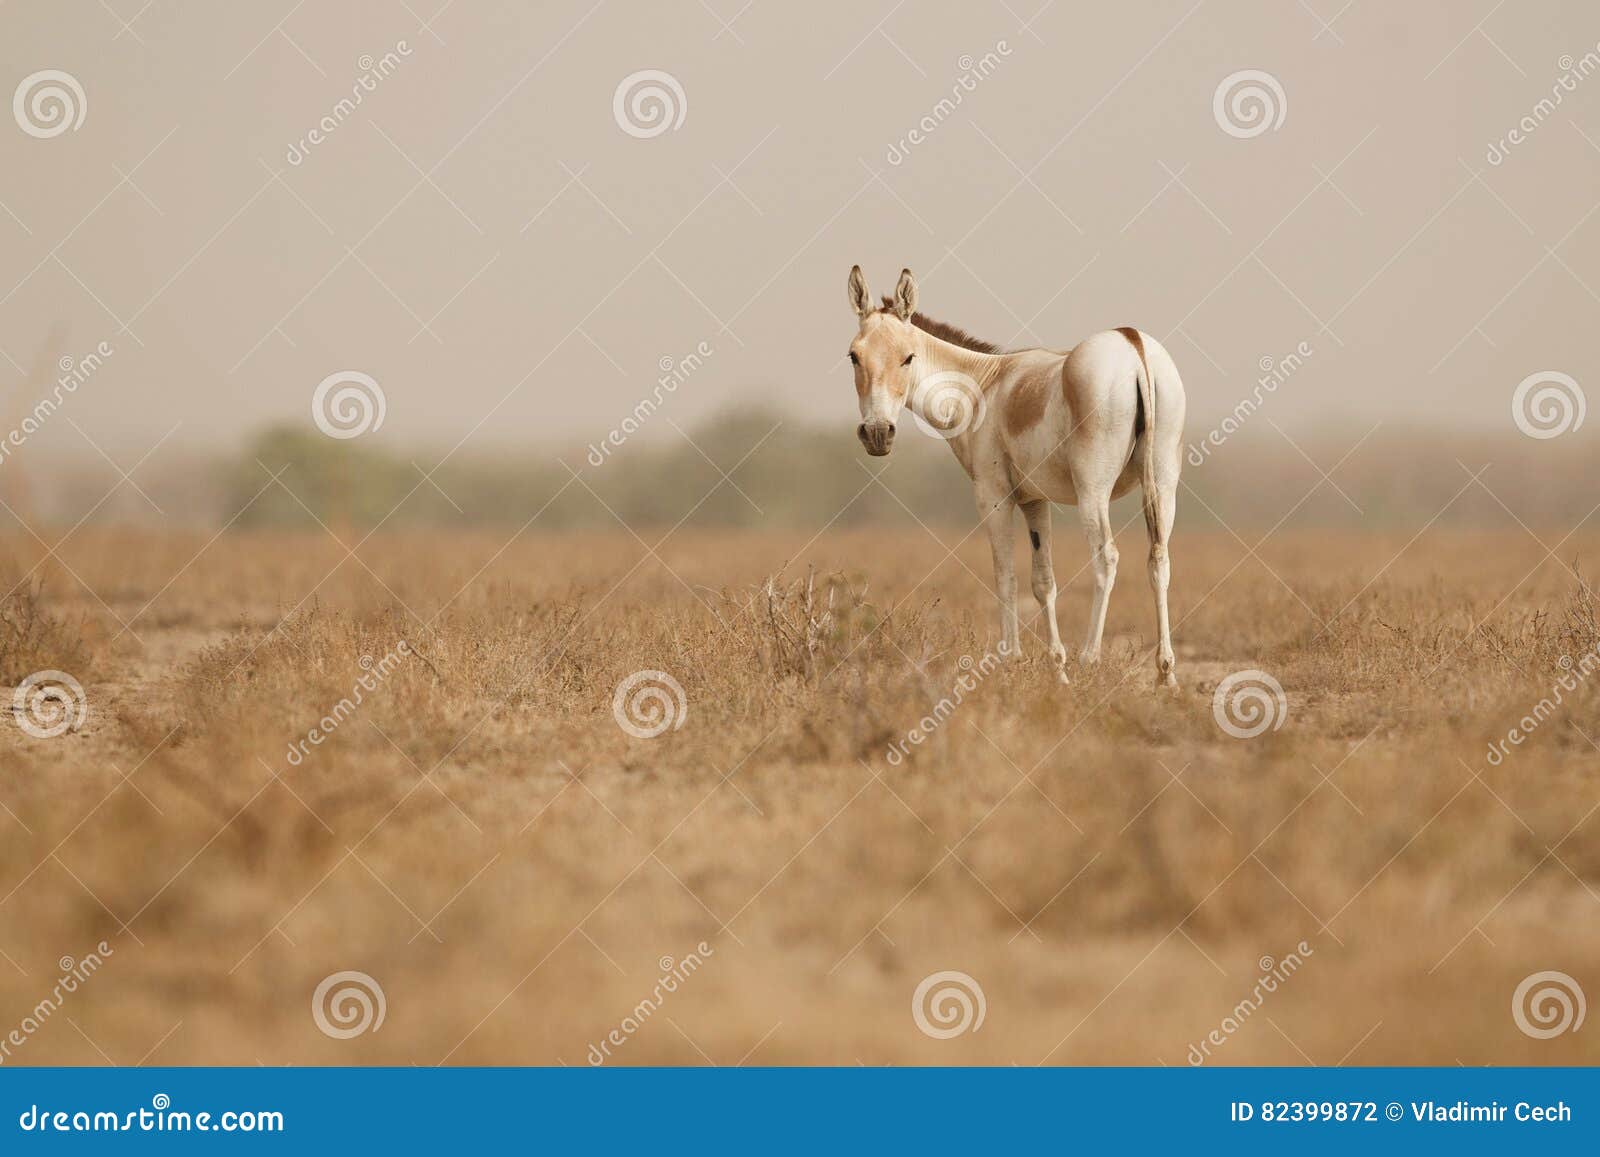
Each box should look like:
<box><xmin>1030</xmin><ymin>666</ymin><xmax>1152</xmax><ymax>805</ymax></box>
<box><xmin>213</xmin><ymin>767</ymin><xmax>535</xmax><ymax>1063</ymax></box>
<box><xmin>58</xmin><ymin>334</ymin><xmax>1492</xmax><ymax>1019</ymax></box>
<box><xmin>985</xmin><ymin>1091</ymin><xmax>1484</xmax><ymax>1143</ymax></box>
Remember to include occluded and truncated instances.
<box><xmin>1</xmin><ymin>522</ymin><xmax>1596</xmax><ymax>1066</ymax></box>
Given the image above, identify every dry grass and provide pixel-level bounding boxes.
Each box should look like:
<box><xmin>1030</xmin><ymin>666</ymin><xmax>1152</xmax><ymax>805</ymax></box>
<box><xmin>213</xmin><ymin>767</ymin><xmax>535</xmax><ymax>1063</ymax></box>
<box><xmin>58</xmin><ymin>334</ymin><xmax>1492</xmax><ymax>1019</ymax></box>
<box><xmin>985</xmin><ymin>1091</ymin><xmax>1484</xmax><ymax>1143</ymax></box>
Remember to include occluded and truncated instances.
<box><xmin>0</xmin><ymin>524</ymin><xmax>1597</xmax><ymax>1066</ymax></box>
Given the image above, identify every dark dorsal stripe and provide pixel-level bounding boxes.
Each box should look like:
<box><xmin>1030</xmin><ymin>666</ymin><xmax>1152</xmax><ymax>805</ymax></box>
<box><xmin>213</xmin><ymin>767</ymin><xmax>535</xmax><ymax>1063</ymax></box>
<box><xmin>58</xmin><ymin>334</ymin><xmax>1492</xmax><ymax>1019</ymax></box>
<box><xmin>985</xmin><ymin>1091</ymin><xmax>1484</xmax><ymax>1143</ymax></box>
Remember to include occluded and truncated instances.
<box><xmin>877</xmin><ymin>298</ymin><xmax>1002</xmax><ymax>354</ymax></box>
<box><xmin>1115</xmin><ymin>326</ymin><xmax>1149</xmax><ymax>437</ymax></box>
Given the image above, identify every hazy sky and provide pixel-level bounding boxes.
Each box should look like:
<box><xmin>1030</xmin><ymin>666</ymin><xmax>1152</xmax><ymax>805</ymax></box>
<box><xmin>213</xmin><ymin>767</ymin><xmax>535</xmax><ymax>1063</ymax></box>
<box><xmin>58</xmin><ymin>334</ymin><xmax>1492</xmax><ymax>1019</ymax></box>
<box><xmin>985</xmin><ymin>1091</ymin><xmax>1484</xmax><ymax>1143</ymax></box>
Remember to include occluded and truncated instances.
<box><xmin>2</xmin><ymin>1</ymin><xmax>1598</xmax><ymax>462</ymax></box>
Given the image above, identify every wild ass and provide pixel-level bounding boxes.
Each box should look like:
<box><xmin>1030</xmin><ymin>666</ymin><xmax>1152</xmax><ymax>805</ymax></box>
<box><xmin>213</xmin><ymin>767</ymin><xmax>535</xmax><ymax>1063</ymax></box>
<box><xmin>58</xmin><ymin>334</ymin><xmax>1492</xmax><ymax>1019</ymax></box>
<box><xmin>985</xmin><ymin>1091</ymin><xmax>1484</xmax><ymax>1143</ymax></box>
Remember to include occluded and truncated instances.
<box><xmin>846</xmin><ymin>266</ymin><xmax>1186</xmax><ymax>688</ymax></box>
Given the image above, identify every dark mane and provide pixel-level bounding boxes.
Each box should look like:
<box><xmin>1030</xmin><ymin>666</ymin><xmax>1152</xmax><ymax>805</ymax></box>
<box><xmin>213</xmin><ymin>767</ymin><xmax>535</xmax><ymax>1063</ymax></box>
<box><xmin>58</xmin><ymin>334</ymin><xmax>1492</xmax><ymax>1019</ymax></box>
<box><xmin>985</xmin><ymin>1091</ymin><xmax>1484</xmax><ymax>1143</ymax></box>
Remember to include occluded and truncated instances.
<box><xmin>877</xmin><ymin>297</ymin><xmax>1003</xmax><ymax>354</ymax></box>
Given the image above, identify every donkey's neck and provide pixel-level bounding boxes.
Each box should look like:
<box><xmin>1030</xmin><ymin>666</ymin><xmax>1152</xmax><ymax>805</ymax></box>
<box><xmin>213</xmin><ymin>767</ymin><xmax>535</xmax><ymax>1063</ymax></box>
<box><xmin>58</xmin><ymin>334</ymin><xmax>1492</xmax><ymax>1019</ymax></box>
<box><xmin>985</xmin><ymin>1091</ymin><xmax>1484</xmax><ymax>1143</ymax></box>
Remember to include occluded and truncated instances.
<box><xmin>913</xmin><ymin>331</ymin><xmax>1007</xmax><ymax>385</ymax></box>
<box><xmin>905</xmin><ymin>330</ymin><xmax>1012</xmax><ymax>478</ymax></box>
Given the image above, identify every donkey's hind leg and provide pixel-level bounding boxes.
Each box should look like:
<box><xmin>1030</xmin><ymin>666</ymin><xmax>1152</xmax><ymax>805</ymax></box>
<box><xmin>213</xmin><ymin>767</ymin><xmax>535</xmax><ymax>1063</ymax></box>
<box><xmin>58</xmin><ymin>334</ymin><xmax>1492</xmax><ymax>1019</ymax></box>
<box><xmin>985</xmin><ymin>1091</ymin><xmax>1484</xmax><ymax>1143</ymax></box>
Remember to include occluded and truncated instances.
<box><xmin>1021</xmin><ymin>500</ymin><xmax>1069</xmax><ymax>684</ymax></box>
<box><xmin>1077</xmin><ymin>488</ymin><xmax>1118</xmax><ymax>664</ymax></box>
<box><xmin>1144</xmin><ymin>457</ymin><xmax>1179</xmax><ymax>689</ymax></box>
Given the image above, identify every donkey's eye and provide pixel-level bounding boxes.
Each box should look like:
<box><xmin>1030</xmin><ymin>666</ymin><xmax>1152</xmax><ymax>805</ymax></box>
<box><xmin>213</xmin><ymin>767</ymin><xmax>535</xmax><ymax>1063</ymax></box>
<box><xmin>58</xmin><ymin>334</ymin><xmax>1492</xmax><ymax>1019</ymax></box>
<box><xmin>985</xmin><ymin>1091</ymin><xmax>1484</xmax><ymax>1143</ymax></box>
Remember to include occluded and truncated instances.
<box><xmin>848</xmin><ymin>351</ymin><xmax>859</xmax><ymax>366</ymax></box>
<box><xmin>902</xmin><ymin>353</ymin><xmax>915</xmax><ymax>366</ymax></box>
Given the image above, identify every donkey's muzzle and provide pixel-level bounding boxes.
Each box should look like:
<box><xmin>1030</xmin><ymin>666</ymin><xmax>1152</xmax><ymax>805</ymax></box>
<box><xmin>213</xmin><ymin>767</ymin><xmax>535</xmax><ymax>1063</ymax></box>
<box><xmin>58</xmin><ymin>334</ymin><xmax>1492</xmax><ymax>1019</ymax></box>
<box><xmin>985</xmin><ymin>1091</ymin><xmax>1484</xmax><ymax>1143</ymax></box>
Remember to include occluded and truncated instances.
<box><xmin>858</xmin><ymin>421</ymin><xmax>895</xmax><ymax>457</ymax></box>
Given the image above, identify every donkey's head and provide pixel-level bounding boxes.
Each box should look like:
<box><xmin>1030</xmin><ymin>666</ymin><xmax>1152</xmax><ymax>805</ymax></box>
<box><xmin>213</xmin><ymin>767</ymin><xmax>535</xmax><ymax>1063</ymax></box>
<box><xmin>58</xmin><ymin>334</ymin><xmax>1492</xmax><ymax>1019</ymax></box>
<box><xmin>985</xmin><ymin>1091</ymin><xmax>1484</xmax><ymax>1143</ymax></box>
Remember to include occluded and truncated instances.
<box><xmin>846</xmin><ymin>265</ymin><xmax>919</xmax><ymax>456</ymax></box>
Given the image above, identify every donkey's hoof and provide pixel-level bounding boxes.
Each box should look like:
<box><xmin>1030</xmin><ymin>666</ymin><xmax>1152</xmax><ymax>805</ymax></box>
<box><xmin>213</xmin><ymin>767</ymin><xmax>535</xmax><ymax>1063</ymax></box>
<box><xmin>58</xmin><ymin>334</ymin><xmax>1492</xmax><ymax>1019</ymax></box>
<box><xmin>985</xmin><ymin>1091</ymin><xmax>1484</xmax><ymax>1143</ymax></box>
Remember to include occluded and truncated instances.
<box><xmin>1049</xmin><ymin>648</ymin><xmax>1070</xmax><ymax>684</ymax></box>
<box><xmin>1155</xmin><ymin>673</ymin><xmax>1180</xmax><ymax>692</ymax></box>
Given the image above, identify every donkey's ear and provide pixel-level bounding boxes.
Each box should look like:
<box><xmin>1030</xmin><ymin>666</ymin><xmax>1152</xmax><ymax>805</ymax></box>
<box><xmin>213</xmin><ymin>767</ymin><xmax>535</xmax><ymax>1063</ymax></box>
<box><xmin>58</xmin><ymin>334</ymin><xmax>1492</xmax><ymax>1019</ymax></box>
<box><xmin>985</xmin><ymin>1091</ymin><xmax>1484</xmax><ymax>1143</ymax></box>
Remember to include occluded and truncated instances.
<box><xmin>847</xmin><ymin>265</ymin><xmax>873</xmax><ymax>317</ymax></box>
<box><xmin>891</xmin><ymin>268</ymin><xmax>918</xmax><ymax>320</ymax></box>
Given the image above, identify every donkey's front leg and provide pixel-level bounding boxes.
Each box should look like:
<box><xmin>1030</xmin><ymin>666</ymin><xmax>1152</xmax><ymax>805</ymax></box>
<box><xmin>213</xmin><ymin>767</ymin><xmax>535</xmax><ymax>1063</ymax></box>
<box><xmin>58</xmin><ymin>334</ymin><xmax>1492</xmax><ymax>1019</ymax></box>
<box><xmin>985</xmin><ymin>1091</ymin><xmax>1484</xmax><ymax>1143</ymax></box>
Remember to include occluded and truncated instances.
<box><xmin>979</xmin><ymin>492</ymin><xmax>1021</xmax><ymax>659</ymax></box>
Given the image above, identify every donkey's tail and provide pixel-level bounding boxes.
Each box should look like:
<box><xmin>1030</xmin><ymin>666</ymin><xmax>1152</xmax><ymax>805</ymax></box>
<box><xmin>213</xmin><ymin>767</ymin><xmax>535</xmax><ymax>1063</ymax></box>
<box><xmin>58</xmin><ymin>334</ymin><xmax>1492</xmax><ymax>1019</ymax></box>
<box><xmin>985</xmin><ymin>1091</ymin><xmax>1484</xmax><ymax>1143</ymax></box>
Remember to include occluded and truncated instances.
<box><xmin>1115</xmin><ymin>326</ymin><xmax>1159</xmax><ymax>539</ymax></box>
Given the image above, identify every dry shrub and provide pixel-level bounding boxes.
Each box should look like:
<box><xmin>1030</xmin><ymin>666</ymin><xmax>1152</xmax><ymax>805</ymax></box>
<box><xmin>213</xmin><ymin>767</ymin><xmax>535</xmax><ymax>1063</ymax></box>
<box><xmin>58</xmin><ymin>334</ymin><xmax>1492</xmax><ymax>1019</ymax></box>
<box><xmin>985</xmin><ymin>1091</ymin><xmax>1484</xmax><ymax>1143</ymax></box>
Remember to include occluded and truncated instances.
<box><xmin>0</xmin><ymin>577</ymin><xmax>95</xmax><ymax>685</ymax></box>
